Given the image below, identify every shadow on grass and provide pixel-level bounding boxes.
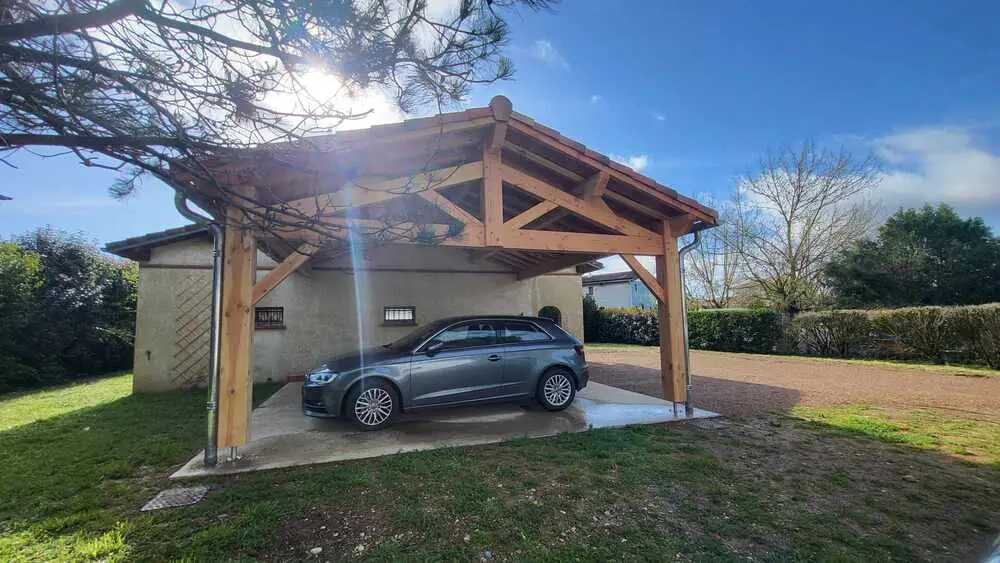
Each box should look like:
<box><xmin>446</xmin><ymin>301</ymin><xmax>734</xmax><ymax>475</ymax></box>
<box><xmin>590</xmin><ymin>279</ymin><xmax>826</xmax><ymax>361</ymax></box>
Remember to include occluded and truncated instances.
<box><xmin>0</xmin><ymin>382</ymin><xmax>282</xmax><ymax>561</ymax></box>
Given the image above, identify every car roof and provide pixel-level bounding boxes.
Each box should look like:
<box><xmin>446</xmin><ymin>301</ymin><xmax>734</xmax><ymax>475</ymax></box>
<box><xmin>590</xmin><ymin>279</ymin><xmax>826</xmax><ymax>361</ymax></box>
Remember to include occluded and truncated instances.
<box><xmin>433</xmin><ymin>315</ymin><xmax>554</xmax><ymax>324</ymax></box>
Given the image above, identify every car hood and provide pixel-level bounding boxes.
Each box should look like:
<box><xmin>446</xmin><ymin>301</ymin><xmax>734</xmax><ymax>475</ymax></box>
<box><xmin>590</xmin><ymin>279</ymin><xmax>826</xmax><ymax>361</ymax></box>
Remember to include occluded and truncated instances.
<box><xmin>322</xmin><ymin>346</ymin><xmax>406</xmax><ymax>373</ymax></box>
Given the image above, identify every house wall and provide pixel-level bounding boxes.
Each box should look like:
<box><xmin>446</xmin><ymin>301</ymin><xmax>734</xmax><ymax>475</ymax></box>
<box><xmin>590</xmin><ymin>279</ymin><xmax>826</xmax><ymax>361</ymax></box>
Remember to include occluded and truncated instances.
<box><xmin>131</xmin><ymin>239</ymin><xmax>583</xmax><ymax>392</ymax></box>
<box><xmin>583</xmin><ymin>279</ymin><xmax>656</xmax><ymax>310</ymax></box>
<box><xmin>586</xmin><ymin>281</ymin><xmax>633</xmax><ymax>308</ymax></box>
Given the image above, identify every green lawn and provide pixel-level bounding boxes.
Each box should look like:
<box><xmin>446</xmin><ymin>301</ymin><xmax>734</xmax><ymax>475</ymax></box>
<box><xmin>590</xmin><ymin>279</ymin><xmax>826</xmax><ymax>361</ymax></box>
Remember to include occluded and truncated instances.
<box><xmin>2</xmin><ymin>374</ymin><xmax>998</xmax><ymax>561</ymax></box>
<box><xmin>586</xmin><ymin>342</ymin><xmax>1000</xmax><ymax>377</ymax></box>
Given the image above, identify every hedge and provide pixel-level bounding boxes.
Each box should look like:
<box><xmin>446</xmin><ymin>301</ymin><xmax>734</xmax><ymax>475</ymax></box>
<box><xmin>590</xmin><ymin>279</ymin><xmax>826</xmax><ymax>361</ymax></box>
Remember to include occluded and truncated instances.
<box><xmin>688</xmin><ymin>309</ymin><xmax>782</xmax><ymax>353</ymax></box>
<box><xmin>583</xmin><ymin>299</ymin><xmax>1000</xmax><ymax>369</ymax></box>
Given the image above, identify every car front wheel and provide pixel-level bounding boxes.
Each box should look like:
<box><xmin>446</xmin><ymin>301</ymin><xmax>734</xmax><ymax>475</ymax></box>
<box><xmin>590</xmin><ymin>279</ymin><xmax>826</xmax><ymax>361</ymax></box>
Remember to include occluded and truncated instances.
<box><xmin>537</xmin><ymin>369</ymin><xmax>576</xmax><ymax>411</ymax></box>
<box><xmin>346</xmin><ymin>380</ymin><xmax>398</xmax><ymax>431</ymax></box>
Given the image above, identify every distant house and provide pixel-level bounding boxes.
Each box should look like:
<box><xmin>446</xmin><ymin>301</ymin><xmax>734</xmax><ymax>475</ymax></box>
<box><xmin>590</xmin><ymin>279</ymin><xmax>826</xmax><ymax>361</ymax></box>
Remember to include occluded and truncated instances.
<box><xmin>582</xmin><ymin>271</ymin><xmax>656</xmax><ymax>309</ymax></box>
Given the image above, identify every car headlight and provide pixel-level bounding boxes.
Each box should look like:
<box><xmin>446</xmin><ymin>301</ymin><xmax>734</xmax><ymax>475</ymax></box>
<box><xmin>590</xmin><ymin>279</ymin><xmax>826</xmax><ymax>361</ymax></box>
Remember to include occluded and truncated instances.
<box><xmin>307</xmin><ymin>368</ymin><xmax>337</xmax><ymax>385</ymax></box>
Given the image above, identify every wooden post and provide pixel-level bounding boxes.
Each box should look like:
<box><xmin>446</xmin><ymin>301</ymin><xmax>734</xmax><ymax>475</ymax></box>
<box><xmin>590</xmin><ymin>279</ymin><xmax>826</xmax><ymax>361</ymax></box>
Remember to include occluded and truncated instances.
<box><xmin>217</xmin><ymin>205</ymin><xmax>256</xmax><ymax>449</ymax></box>
<box><xmin>483</xmin><ymin>96</ymin><xmax>510</xmax><ymax>247</ymax></box>
<box><xmin>655</xmin><ymin>221</ymin><xmax>687</xmax><ymax>403</ymax></box>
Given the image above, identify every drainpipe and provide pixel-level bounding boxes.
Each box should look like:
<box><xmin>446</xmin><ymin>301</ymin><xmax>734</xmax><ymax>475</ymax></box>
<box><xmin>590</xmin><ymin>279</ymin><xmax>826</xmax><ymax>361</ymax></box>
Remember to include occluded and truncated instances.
<box><xmin>173</xmin><ymin>191</ymin><xmax>224</xmax><ymax>466</ymax></box>
<box><xmin>677</xmin><ymin>223</ymin><xmax>712</xmax><ymax>417</ymax></box>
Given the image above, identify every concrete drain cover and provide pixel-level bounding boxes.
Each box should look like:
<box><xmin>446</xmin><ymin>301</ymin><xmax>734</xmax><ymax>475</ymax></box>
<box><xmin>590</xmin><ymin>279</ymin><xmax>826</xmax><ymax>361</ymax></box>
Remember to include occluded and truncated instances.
<box><xmin>140</xmin><ymin>486</ymin><xmax>210</xmax><ymax>511</ymax></box>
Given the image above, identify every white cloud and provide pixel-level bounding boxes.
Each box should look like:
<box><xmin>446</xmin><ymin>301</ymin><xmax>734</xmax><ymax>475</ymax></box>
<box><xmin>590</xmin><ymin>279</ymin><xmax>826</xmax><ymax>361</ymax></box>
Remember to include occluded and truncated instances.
<box><xmin>872</xmin><ymin>126</ymin><xmax>1000</xmax><ymax>213</ymax></box>
<box><xmin>652</xmin><ymin>112</ymin><xmax>666</xmax><ymax>122</ymax></box>
<box><xmin>590</xmin><ymin>94</ymin><xmax>604</xmax><ymax>104</ymax></box>
<box><xmin>528</xmin><ymin>39</ymin><xmax>569</xmax><ymax>70</ymax></box>
<box><xmin>611</xmin><ymin>154</ymin><xmax>650</xmax><ymax>172</ymax></box>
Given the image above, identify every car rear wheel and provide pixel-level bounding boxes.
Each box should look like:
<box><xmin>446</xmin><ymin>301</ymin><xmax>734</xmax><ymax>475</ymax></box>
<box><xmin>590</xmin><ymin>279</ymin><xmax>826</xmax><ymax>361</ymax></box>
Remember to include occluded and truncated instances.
<box><xmin>537</xmin><ymin>368</ymin><xmax>576</xmax><ymax>411</ymax></box>
<box><xmin>346</xmin><ymin>380</ymin><xmax>398</xmax><ymax>431</ymax></box>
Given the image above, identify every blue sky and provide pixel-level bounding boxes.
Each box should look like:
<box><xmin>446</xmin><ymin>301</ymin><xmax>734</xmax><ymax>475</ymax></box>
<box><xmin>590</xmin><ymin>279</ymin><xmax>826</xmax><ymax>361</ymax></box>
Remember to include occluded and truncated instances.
<box><xmin>3</xmin><ymin>0</ymin><xmax>999</xmax><ymax>253</ymax></box>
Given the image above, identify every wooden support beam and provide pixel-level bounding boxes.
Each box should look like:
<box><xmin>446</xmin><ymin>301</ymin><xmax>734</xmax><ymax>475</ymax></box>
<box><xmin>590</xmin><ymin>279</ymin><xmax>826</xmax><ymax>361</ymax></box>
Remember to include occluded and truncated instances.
<box><xmin>483</xmin><ymin>132</ymin><xmax>505</xmax><ymax>247</ymax></box>
<box><xmin>217</xmin><ymin>203</ymin><xmax>257</xmax><ymax>449</ymax></box>
<box><xmin>502</xmin><ymin>165</ymin><xmax>658</xmax><ymax>238</ymax></box>
<box><xmin>252</xmin><ymin>242</ymin><xmax>318</xmax><ymax>305</ymax></box>
<box><xmin>273</xmin><ymin>218</ymin><xmax>485</xmax><ymax>248</ymax></box>
<box><xmin>655</xmin><ymin>221</ymin><xmax>687</xmax><ymax>403</ymax></box>
<box><xmin>254</xmin><ymin>161</ymin><xmax>484</xmax><ymax>220</ymax></box>
<box><xmin>418</xmin><ymin>190</ymin><xmax>485</xmax><ymax>243</ymax></box>
<box><xmin>582</xmin><ymin>171</ymin><xmax>609</xmax><ymax>199</ymax></box>
<box><xmin>604</xmin><ymin>190</ymin><xmax>669</xmax><ymax>221</ymax></box>
<box><xmin>517</xmin><ymin>253</ymin><xmax>597</xmax><ymax>280</ymax></box>
<box><xmin>620</xmin><ymin>254</ymin><xmax>665</xmax><ymax>303</ymax></box>
<box><xmin>503</xmin><ymin>141</ymin><xmax>585</xmax><ymax>183</ymax></box>
<box><xmin>483</xmin><ymin>96</ymin><xmax>511</xmax><ymax>247</ymax></box>
<box><xmin>502</xmin><ymin>227</ymin><xmax>662</xmax><ymax>255</ymax></box>
<box><xmin>504</xmin><ymin>201</ymin><xmax>558</xmax><ymax>230</ymax></box>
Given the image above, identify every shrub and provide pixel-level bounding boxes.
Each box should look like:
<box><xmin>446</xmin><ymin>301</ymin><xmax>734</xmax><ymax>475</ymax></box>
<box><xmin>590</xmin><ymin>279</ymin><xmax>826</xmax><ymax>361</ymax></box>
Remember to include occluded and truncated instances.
<box><xmin>791</xmin><ymin>311</ymin><xmax>874</xmax><ymax>358</ymax></box>
<box><xmin>688</xmin><ymin>308</ymin><xmax>782</xmax><ymax>353</ymax></box>
<box><xmin>1</xmin><ymin>229</ymin><xmax>138</xmax><ymax>391</ymax></box>
<box><xmin>600</xmin><ymin>307</ymin><xmax>659</xmax><ymax>345</ymax></box>
<box><xmin>871</xmin><ymin>307</ymin><xmax>955</xmax><ymax>360</ymax></box>
<box><xmin>949</xmin><ymin>304</ymin><xmax>1000</xmax><ymax>369</ymax></box>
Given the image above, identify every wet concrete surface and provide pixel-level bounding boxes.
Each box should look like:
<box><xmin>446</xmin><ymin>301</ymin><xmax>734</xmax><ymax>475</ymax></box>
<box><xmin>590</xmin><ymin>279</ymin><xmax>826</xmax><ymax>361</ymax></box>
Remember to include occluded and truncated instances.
<box><xmin>172</xmin><ymin>382</ymin><xmax>718</xmax><ymax>478</ymax></box>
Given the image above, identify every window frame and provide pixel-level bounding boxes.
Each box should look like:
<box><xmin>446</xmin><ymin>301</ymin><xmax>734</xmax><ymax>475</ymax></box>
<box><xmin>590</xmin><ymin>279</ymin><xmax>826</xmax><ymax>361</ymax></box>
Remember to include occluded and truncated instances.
<box><xmin>415</xmin><ymin>320</ymin><xmax>500</xmax><ymax>353</ymax></box>
<box><xmin>254</xmin><ymin>306</ymin><xmax>285</xmax><ymax>330</ymax></box>
<box><xmin>499</xmin><ymin>319</ymin><xmax>554</xmax><ymax>345</ymax></box>
<box><xmin>383</xmin><ymin>305</ymin><xmax>417</xmax><ymax>327</ymax></box>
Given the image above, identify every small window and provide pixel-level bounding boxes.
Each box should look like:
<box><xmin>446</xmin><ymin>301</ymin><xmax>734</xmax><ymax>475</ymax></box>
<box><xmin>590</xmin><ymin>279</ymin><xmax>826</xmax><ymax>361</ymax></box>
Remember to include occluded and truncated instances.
<box><xmin>255</xmin><ymin>307</ymin><xmax>284</xmax><ymax>330</ymax></box>
<box><xmin>425</xmin><ymin>321</ymin><xmax>497</xmax><ymax>351</ymax></box>
<box><xmin>384</xmin><ymin>306</ymin><xmax>416</xmax><ymax>326</ymax></box>
<box><xmin>501</xmin><ymin>321</ymin><xmax>552</xmax><ymax>344</ymax></box>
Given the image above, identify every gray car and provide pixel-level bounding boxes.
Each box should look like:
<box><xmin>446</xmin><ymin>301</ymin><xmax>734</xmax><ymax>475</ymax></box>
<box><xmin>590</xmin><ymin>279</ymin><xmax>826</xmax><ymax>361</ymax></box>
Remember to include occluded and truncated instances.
<box><xmin>301</xmin><ymin>315</ymin><xmax>588</xmax><ymax>430</ymax></box>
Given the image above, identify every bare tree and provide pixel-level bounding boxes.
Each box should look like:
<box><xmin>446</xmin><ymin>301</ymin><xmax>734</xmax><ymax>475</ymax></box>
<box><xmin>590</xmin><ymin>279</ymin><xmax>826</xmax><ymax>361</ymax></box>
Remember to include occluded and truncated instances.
<box><xmin>684</xmin><ymin>197</ymin><xmax>743</xmax><ymax>308</ymax></box>
<box><xmin>1</xmin><ymin>0</ymin><xmax>551</xmax><ymax>246</ymax></box>
<box><xmin>733</xmin><ymin>141</ymin><xmax>880</xmax><ymax>315</ymax></box>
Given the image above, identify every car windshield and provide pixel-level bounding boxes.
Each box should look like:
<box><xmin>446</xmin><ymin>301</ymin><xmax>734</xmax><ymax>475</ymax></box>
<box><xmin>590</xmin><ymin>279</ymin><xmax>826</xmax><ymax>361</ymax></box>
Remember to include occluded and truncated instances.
<box><xmin>385</xmin><ymin>319</ymin><xmax>452</xmax><ymax>350</ymax></box>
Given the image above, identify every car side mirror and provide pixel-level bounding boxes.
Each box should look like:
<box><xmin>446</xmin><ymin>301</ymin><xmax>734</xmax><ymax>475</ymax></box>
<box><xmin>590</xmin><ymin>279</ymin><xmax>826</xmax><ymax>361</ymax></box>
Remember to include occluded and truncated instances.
<box><xmin>424</xmin><ymin>341</ymin><xmax>445</xmax><ymax>356</ymax></box>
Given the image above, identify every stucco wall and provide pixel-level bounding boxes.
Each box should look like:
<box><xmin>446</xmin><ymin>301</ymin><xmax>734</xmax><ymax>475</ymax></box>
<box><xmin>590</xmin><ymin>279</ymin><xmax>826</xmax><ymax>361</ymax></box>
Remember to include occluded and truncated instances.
<box><xmin>132</xmin><ymin>239</ymin><xmax>583</xmax><ymax>391</ymax></box>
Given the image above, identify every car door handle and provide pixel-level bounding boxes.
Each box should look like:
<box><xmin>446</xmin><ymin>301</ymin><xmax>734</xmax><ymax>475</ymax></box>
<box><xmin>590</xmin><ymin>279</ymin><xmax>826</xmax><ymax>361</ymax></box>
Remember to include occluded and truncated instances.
<box><xmin>487</xmin><ymin>354</ymin><xmax>502</xmax><ymax>362</ymax></box>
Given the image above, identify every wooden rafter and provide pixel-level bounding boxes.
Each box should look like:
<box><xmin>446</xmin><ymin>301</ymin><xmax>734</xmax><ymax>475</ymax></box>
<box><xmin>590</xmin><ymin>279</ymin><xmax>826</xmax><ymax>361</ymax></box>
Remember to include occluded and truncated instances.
<box><xmin>508</xmin><ymin>120</ymin><xmax>715</xmax><ymax>224</ymax></box>
<box><xmin>419</xmin><ymin>190</ymin><xmax>483</xmax><ymax>228</ymax></box>
<box><xmin>517</xmin><ymin>253</ymin><xmax>596</xmax><ymax>280</ymax></box>
<box><xmin>504</xmin><ymin>201</ymin><xmax>558</xmax><ymax>230</ymax></box>
<box><xmin>253</xmin><ymin>161</ymin><xmax>484</xmax><ymax>220</ymax></box>
<box><xmin>502</xmin><ymin>165</ymin><xmax>658</xmax><ymax>238</ymax></box>
<box><xmin>252</xmin><ymin>242</ymin><xmax>318</xmax><ymax>305</ymax></box>
<box><xmin>620</xmin><ymin>254</ymin><xmax>665</xmax><ymax>303</ymax></box>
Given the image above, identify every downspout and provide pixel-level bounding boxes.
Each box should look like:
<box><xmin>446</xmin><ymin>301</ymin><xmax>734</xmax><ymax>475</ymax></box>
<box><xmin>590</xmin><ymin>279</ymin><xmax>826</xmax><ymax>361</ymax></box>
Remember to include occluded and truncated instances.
<box><xmin>173</xmin><ymin>191</ymin><xmax>224</xmax><ymax>466</ymax></box>
<box><xmin>677</xmin><ymin>223</ymin><xmax>712</xmax><ymax>417</ymax></box>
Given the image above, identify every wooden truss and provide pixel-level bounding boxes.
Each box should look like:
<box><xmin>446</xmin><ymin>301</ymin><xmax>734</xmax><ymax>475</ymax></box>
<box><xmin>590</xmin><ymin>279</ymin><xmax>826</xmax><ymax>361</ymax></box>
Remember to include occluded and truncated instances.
<box><xmin>188</xmin><ymin>96</ymin><xmax>717</xmax><ymax>449</ymax></box>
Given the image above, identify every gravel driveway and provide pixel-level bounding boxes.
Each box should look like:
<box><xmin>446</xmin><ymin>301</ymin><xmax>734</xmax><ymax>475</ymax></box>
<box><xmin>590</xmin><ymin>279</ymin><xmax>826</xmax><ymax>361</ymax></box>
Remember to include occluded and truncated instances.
<box><xmin>589</xmin><ymin>348</ymin><xmax>1000</xmax><ymax>419</ymax></box>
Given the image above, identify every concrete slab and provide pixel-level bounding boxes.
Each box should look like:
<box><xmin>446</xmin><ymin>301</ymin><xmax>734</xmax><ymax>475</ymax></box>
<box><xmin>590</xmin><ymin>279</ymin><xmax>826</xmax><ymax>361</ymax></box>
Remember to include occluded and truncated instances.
<box><xmin>172</xmin><ymin>382</ymin><xmax>718</xmax><ymax>478</ymax></box>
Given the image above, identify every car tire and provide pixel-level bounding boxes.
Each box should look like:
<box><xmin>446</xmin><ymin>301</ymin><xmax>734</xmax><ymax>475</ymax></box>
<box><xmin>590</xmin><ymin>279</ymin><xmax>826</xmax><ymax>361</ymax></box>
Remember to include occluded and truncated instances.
<box><xmin>345</xmin><ymin>379</ymin><xmax>398</xmax><ymax>431</ymax></box>
<box><xmin>536</xmin><ymin>368</ymin><xmax>576</xmax><ymax>411</ymax></box>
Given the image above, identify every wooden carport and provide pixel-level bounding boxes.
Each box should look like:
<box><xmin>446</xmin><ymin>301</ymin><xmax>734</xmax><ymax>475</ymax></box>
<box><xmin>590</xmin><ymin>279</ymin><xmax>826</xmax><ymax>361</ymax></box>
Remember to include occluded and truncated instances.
<box><xmin>178</xmin><ymin>96</ymin><xmax>718</xmax><ymax>451</ymax></box>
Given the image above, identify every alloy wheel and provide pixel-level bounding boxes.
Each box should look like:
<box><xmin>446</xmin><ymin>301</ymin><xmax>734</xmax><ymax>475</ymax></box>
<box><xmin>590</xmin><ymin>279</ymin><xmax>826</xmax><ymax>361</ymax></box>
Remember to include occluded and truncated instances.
<box><xmin>543</xmin><ymin>373</ymin><xmax>573</xmax><ymax>407</ymax></box>
<box><xmin>354</xmin><ymin>387</ymin><xmax>393</xmax><ymax>427</ymax></box>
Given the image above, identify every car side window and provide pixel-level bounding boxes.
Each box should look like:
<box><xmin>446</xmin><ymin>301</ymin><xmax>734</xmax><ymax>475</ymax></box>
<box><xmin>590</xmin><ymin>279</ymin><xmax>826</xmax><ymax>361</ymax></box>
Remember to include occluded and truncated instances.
<box><xmin>427</xmin><ymin>321</ymin><xmax>497</xmax><ymax>351</ymax></box>
<box><xmin>501</xmin><ymin>321</ymin><xmax>551</xmax><ymax>344</ymax></box>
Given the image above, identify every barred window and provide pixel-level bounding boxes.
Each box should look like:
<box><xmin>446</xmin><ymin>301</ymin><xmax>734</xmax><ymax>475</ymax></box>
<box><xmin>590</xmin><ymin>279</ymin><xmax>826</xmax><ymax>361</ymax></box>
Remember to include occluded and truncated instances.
<box><xmin>255</xmin><ymin>307</ymin><xmax>285</xmax><ymax>330</ymax></box>
<box><xmin>383</xmin><ymin>306</ymin><xmax>416</xmax><ymax>326</ymax></box>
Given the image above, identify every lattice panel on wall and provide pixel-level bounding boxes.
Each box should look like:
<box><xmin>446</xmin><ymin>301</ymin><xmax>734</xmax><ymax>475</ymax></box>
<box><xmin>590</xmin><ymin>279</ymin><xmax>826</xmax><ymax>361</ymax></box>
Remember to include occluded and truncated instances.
<box><xmin>171</xmin><ymin>271</ymin><xmax>212</xmax><ymax>388</ymax></box>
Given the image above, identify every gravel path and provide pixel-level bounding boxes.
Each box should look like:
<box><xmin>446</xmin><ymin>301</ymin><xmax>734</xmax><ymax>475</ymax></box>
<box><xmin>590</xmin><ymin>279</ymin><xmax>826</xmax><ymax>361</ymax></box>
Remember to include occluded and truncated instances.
<box><xmin>589</xmin><ymin>348</ymin><xmax>1000</xmax><ymax>419</ymax></box>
